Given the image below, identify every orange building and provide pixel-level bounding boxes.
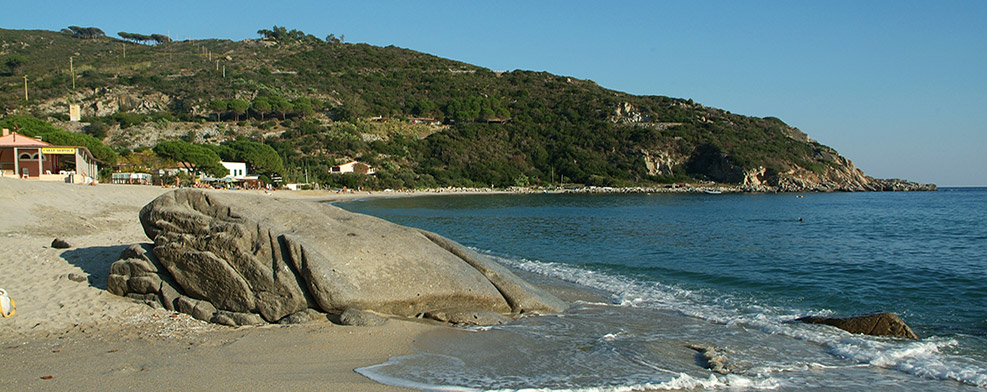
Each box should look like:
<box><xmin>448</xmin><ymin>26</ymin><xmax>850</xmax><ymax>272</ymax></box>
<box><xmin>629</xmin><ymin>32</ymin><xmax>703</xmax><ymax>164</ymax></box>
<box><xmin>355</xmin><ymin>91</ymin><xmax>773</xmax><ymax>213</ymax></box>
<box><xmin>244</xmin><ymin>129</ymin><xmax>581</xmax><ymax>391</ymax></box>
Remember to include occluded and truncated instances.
<box><xmin>0</xmin><ymin>128</ymin><xmax>100</xmax><ymax>183</ymax></box>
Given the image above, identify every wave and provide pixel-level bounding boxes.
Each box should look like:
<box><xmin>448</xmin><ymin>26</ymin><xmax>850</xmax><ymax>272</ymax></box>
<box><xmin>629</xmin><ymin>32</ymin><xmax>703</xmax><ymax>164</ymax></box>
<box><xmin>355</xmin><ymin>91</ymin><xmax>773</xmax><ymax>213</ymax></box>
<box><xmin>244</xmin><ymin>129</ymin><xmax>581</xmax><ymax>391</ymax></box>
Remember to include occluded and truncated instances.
<box><xmin>493</xmin><ymin>252</ymin><xmax>987</xmax><ymax>388</ymax></box>
<box><xmin>358</xmin><ymin>354</ymin><xmax>779</xmax><ymax>392</ymax></box>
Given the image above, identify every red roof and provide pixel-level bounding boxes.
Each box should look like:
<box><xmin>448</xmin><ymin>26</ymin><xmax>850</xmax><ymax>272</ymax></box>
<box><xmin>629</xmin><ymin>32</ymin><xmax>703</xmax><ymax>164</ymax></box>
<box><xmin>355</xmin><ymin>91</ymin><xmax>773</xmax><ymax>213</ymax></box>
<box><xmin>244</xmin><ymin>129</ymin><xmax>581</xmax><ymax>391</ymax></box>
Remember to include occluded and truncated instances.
<box><xmin>0</xmin><ymin>131</ymin><xmax>52</xmax><ymax>147</ymax></box>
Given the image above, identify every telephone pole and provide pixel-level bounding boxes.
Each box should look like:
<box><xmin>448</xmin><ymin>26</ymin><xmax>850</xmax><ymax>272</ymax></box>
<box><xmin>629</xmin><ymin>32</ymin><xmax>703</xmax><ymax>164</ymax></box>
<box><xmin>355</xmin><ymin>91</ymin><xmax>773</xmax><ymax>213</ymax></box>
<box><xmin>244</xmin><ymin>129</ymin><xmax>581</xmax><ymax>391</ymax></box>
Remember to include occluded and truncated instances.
<box><xmin>70</xmin><ymin>57</ymin><xmax>75</xmax><ymax>90</ymax></box>
<box><xmin>23</xmin><ymin>75</ymin><xmax>28</xmax><ymax>101</ymax></box>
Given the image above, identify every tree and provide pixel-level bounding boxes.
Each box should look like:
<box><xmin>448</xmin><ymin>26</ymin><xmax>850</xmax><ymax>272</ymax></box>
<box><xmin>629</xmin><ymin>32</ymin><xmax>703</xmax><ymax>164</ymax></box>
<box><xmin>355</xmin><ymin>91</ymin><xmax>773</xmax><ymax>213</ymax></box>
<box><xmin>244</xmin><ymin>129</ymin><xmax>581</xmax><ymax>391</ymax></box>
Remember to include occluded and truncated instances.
<box><xmin>151</xmin><ymin>34</ymin><xmax>171</xmax><ymax>44</ymax></box>
<box><xmin>153</xmin><ymin>140</ymin><xmax>227</xmax><ymax>177</ymax></box>
<box><xmin>227</xmin><ymin>139</ymin><xmax>284</xmax><ymax>177</ymax></box>
<box><xmin>269</xmin><ymin>97</ymin><xmax>292</xmax><ymax>120</ymax></box>
<box><xmin>251</xmin><ymin>97</ymin><xmax>271</xmax><ymax>120</ymax></box>
<box><xmin>228</xmin><ymin>99</ymin><xmax>250</xmax><ymax>121</ymax></box>
<box><xmin>257</xmin><ymin>25</ymin><xmax>316</xmax><ymax>44</ymax></box>
<box><xmin>292</xmin><ymin>97</ymin><xmax>314</xmax><ymax>118</ymax></box>
<box><xmin>118</xmin><ymin>32</ymin><xmax>156</xmax><ymax>44</ymax></box>
<box><xmin>208</xmin><ymin>99</ymin><xmax>228</xmax><ymax>121</ymax></box>
<box><xmin>4</xmin><ymin>55</ymin><xmax>27</xmax><ymax>75</ymax></box>
<box><xmin>67</xmin><ymin>26</ymin><xmax>105</xmax><ymax>39</ymax></box>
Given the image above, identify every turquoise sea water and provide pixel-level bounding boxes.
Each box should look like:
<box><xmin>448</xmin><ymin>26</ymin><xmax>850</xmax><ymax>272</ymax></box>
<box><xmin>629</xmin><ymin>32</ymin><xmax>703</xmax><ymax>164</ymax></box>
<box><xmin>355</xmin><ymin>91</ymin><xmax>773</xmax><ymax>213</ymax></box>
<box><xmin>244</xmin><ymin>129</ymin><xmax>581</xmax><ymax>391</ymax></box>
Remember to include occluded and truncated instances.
<box><xmin>339</xmin><ymin>188</ymin><xmax>987</xmax><ymax>391</ymax></box>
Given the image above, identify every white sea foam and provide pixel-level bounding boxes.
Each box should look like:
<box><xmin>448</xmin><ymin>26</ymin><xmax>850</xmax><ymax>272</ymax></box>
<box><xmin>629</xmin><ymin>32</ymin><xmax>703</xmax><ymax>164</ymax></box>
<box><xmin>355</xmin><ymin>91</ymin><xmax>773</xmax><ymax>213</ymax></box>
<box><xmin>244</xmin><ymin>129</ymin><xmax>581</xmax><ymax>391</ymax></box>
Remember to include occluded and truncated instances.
<box><xmin>490</xmin><ymin>251</ymin><xmax>987</xmax><ymax>388</ymax></box>
<box><xmin>359</xmin><ymin>355</ymin><xmax>779</xmax><ymax>392</ymax></box>
<box><xmin>484</xmin><ymin>373</ymin><xmax>778</xmax><ymax>392</ymax></box>
<box><xmin>356</xmin><ymin>354</ymin><xmax>483</xmax><ymax>392</ymax></box>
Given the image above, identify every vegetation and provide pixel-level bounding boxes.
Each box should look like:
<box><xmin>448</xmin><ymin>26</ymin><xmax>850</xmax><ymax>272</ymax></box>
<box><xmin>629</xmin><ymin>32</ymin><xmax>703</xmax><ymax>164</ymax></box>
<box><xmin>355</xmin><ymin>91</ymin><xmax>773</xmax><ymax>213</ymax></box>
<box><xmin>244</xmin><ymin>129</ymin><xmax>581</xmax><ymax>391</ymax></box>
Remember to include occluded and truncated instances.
<box><xmin>118</xmin><ymin>32</ymin><xmax>171</xmax><ymax>45</ymax></box>
<box><xmin>0</xmin><ymin>27</ymin><xmax>845</xmax><ymax>189</ymax></box>
<box><xmin>62</xmin><ymin>26</ymin><xmax>105</xmax><ymax>39</ymax></box>
<box><xmin>152</xmin><ymin>140</ymin><xmax>227</xmax><ymax>178</ymax></box>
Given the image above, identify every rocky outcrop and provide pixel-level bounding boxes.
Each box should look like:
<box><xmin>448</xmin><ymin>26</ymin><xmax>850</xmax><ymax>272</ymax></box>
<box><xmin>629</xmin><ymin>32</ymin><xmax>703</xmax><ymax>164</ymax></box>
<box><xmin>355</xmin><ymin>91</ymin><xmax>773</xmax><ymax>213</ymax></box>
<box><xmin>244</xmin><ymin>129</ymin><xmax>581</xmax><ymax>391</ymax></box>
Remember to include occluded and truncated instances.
<box><xmin>796</xmin><ymin>312</ymin><xmax>920</xmax><ymax>339</ymax></box>
<box><xmin>642</xmin><ymin>149</ymin><xmax>680</xmax><ymax>177</ymax></box>
<box><xmin>687</xmin><ymin>344</ymin><xmax>731</xmax><ymax>374</ymax></box>
<box><xmin>867</xmin><ymin>177</ymin><xmax>937</xmax><ymax>192</ymax></box>
<box><xmin>37</xmin><ymin>87</ymin><xmax>174</xmax><ymax>118</ymax></box>
<box><xmin>108</xmin><ymin>189</ymin><xmax>566</xmax><ymax>326</ymax></box>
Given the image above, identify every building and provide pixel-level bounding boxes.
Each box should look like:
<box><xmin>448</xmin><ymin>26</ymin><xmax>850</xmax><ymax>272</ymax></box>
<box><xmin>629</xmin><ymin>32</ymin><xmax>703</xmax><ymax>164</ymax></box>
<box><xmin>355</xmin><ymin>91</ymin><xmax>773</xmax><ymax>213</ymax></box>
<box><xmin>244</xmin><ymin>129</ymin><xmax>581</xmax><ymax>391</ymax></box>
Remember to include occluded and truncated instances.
<box><xmin>330</xmin><ymin>161</ymin><xmax>375</xmax><ymax>175</ymax></box>
<box><xmin>111</xmin><ymin>172</ymin><xmax>152</xmax><ymax>185</ymax></box>
<box><xmin>221</xmin><ymin>161</ymin><xmax>248</xmax><ymax>179</ymax></box>
<box><xmin>0</xmin><ymin>128</ymin><xmax>100</xmax><ymax>183</ymax></box>
<box><xmin>208</xmin><ymin>161</ymin><xmax>261</xmax><ymax>188</ymax></box>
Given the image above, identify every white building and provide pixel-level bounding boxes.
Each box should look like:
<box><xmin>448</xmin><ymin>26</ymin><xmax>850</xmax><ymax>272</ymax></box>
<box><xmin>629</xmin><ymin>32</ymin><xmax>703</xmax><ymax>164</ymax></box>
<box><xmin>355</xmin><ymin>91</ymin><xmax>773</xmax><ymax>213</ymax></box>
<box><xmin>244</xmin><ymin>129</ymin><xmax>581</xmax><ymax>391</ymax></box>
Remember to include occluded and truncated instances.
<box><xmin>221</xmin><ymin>161</ymin><xmax>248</xmax><ymax>179</ymax></box>
<box><xmin>330</xmin><ymin>161</ymin><xmax>375</xmax><ymax>175</ymax></box>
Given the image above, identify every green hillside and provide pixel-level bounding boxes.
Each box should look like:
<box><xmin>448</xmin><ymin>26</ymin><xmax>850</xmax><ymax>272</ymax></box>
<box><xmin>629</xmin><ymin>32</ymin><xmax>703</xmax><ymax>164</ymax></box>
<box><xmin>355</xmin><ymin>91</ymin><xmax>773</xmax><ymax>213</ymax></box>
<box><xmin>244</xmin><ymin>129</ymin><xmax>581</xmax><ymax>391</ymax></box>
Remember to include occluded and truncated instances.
<box><xmin>0</xmin><ymin>27</ymin><xmax>904</xmax><ymax>190</ymax></box>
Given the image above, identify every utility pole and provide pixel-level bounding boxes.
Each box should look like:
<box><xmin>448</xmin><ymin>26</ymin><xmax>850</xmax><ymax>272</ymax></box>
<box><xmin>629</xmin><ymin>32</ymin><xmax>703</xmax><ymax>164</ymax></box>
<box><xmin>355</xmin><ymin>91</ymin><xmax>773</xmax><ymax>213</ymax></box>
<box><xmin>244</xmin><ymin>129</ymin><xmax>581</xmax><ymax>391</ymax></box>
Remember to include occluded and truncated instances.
<box><xmin>23</xmin><ymin>75</ymin><xmax>28</xmax><ymax>101</ymax></box>
<box><xmin>122</xmin><ymin>42</ymin><xmax>126</xmax><ymax>58</ymax></box>
<box><xmin>70</xmin><ymin>57</ymin><xmax>75</xmax><ymax>90</ymax></box>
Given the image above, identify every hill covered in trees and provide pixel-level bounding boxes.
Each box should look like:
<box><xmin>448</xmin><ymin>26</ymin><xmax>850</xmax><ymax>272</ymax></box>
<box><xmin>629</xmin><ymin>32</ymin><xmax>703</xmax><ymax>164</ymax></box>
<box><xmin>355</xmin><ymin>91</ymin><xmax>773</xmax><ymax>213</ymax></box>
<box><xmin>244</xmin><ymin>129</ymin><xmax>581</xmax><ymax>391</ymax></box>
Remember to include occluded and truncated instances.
<box><xmin>0</xmin><ymin>27</ymin><xmax>931</xmax><ymax>191</ymax></box>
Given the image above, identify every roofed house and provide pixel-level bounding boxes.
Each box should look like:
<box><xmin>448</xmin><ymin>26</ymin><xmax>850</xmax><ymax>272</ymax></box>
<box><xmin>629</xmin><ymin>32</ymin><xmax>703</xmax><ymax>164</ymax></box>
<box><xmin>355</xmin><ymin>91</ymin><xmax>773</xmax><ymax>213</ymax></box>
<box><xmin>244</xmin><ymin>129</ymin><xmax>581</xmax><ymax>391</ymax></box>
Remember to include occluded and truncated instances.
<box><xmin>0</xmin><ymin>128</ymin><xmax>100</xmax><ymax>183</ymax></box>
<box><xmin>330</xmin><ymin>161</ymin><xmax>375</xmax><ymax>175</ymax></box>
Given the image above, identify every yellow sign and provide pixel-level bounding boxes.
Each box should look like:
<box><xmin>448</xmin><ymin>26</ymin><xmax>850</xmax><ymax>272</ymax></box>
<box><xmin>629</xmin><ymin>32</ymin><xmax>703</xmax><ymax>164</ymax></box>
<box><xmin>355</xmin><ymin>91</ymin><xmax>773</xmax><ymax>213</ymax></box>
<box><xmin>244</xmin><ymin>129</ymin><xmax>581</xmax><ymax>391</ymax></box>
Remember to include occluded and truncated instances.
<box><xmin>40</xmin><ymin>147</ymin><xmax>76</xmax><ymax>155</ymax></box>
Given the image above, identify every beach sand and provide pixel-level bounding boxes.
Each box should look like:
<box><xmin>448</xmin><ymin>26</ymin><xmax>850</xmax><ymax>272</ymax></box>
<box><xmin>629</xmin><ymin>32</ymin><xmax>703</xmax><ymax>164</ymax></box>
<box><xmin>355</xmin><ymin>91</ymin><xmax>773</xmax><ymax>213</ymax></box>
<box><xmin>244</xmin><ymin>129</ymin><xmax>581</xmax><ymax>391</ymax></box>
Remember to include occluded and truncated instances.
<box><xmin>0</xmin><ymin>177</ymin><xmax>449</xmax><ymax>391</ymax></box>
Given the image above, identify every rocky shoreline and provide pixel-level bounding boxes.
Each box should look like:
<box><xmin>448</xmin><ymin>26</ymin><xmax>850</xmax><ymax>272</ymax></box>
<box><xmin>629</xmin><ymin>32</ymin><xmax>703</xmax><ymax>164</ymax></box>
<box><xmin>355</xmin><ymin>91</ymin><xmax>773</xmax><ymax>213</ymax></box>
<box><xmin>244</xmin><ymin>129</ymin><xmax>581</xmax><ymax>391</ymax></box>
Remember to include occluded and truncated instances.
<box><xmin>491</xmin><ymin>177</ymin><xmax>937</xmax><ymax>196</ymax></box>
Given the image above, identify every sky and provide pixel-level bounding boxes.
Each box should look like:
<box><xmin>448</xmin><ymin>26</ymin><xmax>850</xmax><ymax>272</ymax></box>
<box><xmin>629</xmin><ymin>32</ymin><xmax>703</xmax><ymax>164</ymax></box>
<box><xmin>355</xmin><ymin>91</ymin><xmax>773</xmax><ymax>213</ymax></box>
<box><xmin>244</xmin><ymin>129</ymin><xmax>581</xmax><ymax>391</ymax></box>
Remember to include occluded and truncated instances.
<box><xmin>3</xmin><ymin>1</ymin><xmax>985</xmax><ymax>186</ymax></box>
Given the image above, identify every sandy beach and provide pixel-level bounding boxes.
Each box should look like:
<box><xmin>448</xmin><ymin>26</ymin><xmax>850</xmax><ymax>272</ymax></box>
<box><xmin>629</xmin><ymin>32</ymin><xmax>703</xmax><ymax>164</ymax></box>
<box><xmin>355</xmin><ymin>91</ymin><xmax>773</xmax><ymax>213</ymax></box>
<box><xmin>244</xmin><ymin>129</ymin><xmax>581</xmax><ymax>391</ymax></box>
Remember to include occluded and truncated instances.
<box><xmin>0</xmin><ymin>177</ymin><xmax>459</xmax><ymax>391</ymax></box>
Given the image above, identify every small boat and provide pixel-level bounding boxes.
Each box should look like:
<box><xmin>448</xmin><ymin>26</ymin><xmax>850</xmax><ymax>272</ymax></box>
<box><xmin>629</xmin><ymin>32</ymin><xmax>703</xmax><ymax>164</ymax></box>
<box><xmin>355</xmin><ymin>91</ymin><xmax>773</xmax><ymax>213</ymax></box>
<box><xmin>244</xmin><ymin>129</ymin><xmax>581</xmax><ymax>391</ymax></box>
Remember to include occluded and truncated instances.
<box><xmin>702</xmin><ymin>189</ymin><xmax>722</xmax><ymax>195</ymax></box>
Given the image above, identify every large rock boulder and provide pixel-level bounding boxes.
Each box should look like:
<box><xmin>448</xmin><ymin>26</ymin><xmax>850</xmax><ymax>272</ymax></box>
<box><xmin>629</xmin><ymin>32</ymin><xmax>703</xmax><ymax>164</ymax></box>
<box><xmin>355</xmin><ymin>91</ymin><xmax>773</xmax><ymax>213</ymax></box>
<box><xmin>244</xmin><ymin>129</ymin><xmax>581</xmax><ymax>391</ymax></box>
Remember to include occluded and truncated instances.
<box><xmin>796</xmin><ymin>312</ymin><xmax>919</xmax><ymax>339</ymax></box>
<box><xmin>108</xmin><ymin>189</ymin><xmax>565</xmax><ymax>326</ymax></box>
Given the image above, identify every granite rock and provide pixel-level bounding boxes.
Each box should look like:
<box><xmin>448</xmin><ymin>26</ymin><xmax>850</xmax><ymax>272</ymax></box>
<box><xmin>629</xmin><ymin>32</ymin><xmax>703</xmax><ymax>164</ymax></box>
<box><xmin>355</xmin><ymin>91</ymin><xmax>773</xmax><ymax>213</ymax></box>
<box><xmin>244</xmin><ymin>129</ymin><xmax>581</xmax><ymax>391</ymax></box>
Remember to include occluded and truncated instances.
<box><xmin>796</xmin><ymin>312</ymin><xmax>919</xmax><ymax>339</ymax></box>
<box><xmin>108</xmin><ymin>189</ymin><xmax>566</xmax><ymax>326</ymax></box>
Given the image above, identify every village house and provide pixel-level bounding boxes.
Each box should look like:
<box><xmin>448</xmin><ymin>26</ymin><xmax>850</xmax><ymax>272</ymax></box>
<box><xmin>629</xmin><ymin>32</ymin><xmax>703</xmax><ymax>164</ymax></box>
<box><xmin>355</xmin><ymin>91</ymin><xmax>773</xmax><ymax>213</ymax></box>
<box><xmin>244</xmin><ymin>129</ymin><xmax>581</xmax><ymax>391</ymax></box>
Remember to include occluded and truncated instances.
<box><xmin>0</xmin><ymin>128</ymin><xmax>100</xmax><ymax>184</ymax></box>
<box><xmin>221</xmin><ymin>161</ymin><xmax>248</xmax><ymax>179</ymax></box>
<box><xmin>330</xmin><ymin>160</ymin><xmax>375</xmax><ymax>175</ymax></box>
<box><xmin>211</xmin><ymin>161</ymin><xmax>261</xmax><ymax>188</ymax></box>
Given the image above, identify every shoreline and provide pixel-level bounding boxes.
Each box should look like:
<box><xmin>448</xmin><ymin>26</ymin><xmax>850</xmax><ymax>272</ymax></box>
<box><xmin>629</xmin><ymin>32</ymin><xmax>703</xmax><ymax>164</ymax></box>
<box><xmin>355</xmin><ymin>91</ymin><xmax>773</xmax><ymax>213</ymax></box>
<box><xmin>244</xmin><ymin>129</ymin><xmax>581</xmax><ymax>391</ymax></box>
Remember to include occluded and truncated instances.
<box><xmin>0</xmin><ymin>178</ymin><xmax>454</xmax><ymax>391</ymax></box>
<box><xmin>0</xmin><ymin>177</ymin><xmax>609</xmax><ymax>391</ymax></box>
<box><xmin>0</xmin><ymin>176</ymin><xmax>942</xmax><ymax>390</ymax></box>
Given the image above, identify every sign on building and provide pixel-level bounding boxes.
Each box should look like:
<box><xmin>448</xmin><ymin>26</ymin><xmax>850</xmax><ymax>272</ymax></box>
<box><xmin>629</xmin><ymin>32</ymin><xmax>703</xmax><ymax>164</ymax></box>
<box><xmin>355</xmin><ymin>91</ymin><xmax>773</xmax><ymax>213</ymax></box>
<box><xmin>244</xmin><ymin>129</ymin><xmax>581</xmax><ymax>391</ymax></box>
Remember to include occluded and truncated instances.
<box><xmin>40</xmin><ymin>147</ymin><xmax>76</xmax><ymax>155</ymax></box>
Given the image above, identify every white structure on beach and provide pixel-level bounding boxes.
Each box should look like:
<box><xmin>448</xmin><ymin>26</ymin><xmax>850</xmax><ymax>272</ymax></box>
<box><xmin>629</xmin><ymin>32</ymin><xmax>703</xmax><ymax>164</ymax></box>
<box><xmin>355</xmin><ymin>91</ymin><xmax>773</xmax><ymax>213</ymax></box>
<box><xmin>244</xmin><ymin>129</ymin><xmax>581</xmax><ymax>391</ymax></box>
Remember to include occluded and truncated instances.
<box><xmin>330</xmin><ymin>161</ymin><xmax>375</xmax><ymax>175</ymax></box>
<box><xmin>221</xmin><ymin>161</ymin><xmax>248</xmax><ymax>179</ymax></box>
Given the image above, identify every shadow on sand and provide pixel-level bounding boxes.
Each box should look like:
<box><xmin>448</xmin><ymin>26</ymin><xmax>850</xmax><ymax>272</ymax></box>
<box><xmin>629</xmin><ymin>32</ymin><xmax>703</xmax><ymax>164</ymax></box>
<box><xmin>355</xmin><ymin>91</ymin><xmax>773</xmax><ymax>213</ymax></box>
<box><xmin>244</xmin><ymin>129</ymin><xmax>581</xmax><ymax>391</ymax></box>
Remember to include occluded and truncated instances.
<box><xmin>59</xmin><ymin>244</ymin><xmax>140</xmax><ymax>289</ymax></box>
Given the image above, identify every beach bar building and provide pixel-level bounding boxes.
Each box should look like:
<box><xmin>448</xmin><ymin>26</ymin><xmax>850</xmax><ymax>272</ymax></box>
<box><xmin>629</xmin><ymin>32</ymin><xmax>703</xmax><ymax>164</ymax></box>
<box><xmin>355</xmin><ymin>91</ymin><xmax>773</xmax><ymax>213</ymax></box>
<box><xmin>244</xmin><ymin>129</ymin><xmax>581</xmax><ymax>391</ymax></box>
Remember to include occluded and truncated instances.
<box><xmin>0</xmin><ymin>128</ymin><xmax>100</xmax><ymax>183</ymax></box>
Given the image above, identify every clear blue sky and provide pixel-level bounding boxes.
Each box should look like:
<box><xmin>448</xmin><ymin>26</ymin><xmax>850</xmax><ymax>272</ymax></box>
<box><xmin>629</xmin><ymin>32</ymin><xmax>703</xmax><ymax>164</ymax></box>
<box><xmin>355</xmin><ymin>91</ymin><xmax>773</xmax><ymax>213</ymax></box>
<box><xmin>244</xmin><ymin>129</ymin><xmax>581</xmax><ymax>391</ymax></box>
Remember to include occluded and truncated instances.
<box><xmin>4</xmin><ymin>1</ymin><xmax>985</xmax><ymax>186</ymax></box>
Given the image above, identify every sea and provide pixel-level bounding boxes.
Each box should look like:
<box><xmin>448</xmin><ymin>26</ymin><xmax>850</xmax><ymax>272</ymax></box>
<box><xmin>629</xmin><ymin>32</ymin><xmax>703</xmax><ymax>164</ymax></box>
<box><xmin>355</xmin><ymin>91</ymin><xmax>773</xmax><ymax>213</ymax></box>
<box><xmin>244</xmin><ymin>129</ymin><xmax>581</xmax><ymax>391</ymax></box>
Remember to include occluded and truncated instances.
<box><xmin>336</xmin><ymin>188</ymin><xmax>987</xmax><ymax>391</ymax></box>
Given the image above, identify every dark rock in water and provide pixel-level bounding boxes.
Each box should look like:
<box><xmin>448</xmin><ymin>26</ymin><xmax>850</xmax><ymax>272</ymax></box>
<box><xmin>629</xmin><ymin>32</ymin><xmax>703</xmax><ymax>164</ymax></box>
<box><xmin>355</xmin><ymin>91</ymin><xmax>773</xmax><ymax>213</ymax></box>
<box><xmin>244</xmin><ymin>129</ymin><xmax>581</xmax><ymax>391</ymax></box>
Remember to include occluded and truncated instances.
<box><xmin>687</xmin><ymin>344</ymin><xmax>731</xmax><ymax>374</ymax></box>
<box><xmin>107</xmin><ymin>189</ymin><xmax>566</xmax><ymax>326</ymax></box>
<box><xmin>796</xmin><ymin>312</ymin><xmax>919</xmax><ymax>339</ymax></box>
<box><xmin>51</xmin><ymin>238</ymin><xmax>71</xmax><ymax>249</ymax></box>
<box><xmin>339</xmin><ymin>308</ymin><xmax>387</xmax><ymax>326</ymax></box>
